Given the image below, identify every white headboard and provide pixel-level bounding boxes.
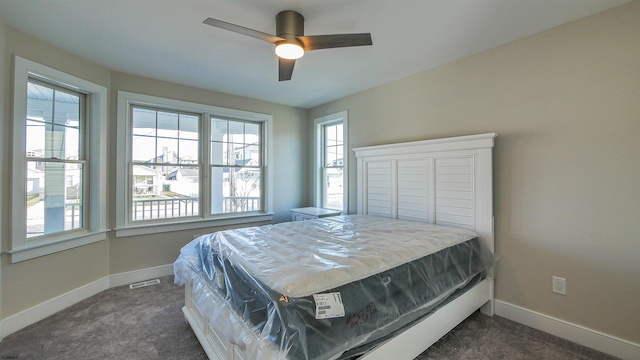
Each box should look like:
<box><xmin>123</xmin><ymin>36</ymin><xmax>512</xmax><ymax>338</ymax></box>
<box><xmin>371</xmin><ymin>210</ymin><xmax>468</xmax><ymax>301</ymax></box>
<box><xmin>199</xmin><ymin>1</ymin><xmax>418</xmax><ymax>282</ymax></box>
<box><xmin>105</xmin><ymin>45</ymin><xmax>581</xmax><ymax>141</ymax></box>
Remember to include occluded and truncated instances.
<box><xmin>353</xmin><ymin>133</ymin><xmax>496</xmax><ymax>252</ymax></box>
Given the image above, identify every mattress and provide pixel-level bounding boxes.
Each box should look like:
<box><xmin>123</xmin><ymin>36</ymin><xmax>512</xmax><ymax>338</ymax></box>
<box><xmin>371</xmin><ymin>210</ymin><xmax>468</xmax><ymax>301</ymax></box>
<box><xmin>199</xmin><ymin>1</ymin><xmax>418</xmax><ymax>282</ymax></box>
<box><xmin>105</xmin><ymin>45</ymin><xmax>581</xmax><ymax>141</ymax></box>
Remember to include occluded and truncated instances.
<box><xmin>174</xmin><ymin>215</ymin><xmax>490</xmax><ymax>360</ymax></box>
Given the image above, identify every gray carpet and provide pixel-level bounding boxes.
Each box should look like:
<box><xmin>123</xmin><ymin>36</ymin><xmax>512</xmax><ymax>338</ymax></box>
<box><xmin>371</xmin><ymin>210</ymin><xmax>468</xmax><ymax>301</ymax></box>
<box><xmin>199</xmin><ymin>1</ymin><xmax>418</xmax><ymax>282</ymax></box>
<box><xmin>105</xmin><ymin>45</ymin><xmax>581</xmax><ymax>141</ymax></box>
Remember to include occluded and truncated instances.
<box><xmin>0</xmin><ymin>276</ymin><xmax>618</xmax><ymax>360</ymax></box>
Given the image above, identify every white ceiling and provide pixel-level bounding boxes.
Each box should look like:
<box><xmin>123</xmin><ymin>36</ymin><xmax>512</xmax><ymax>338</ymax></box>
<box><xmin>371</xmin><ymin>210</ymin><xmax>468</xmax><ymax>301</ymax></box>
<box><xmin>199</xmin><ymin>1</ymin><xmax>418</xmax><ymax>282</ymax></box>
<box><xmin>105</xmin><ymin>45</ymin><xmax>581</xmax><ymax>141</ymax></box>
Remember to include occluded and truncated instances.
<box><xmin>0</xmin><ymin>0</ymin><xmax>631</xmax><ymax>109</ymax></box>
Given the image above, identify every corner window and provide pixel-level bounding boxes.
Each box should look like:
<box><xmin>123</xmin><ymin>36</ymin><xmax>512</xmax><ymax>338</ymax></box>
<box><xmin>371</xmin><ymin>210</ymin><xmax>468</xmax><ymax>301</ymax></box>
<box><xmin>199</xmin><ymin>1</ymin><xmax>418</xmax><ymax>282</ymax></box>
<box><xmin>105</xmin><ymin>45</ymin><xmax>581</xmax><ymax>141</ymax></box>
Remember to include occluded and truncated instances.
<box><xmin>314</xmin><ymin>111</ymin><xmax>348</xmax><ymax>212</ymax></box>
<box><xmin>116</xmin><ymin>92</ymin><xmax>272</xmax><ymax>237</ymax></box>
<box><xmin>26</xmin><ymin>80</ymin><xmax>85</xmax><ymax>236</ymax></box>
<box><xmin>10</xmin><ymin>56</ymin><xmax>108</xmax><ymax>262</ymax></box>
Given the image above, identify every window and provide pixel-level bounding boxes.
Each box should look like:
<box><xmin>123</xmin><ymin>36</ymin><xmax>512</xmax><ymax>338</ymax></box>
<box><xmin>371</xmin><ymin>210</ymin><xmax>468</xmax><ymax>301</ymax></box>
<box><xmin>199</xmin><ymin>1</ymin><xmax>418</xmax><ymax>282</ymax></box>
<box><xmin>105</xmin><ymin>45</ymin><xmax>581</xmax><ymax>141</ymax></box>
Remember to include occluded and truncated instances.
<box><xmin>322</xmin><ymin>123</ymin><xmax>344</xmax><ymax>210</ymax></box>
<box><xmin>314</xmin><ymin>111</ymin><xmax>348</xmax><ymax>212</ymax></box>
<box><xmin>116</xmin><ymin>92</ymin><xmax>272</xmax><ymax>237</ymax></box>
<box><xmin>210</xmin><ymin>118</ymin><xmax>262</xmax><ymax>215</ymax></box>
<box><xmin>10</xmin><ymin>56</ymin><xmax>108</xmax><ymax>262</ymax></box>
<box><xmin>25</xmin><ymin>80</ymin><xmax>85</xmax><ymax>237</ymax></box>
<box><xmin>130</xmin><ymin>106</ymin><xmax>200</xmax><ymax>221</ymax></box>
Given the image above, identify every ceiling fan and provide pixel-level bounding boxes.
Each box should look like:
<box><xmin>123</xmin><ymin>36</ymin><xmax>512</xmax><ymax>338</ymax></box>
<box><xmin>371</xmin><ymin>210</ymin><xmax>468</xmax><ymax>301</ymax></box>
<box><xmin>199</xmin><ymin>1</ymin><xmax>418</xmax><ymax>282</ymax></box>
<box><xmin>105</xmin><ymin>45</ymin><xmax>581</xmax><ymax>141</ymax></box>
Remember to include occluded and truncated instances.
<box><xmin>203</xmin><ymin>10</ymin><xmax>373</xmax><ymax>81</ymax></box>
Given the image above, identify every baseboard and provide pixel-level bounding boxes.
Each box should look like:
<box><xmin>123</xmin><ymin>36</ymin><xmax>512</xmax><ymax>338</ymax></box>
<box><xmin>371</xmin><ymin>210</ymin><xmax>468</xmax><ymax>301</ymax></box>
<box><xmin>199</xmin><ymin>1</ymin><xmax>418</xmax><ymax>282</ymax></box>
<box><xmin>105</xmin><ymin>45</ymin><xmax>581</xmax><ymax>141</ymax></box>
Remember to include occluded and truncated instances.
<box><xmin>108</xmin><ymin>264</ymin><xmax>174</xmax><ymax>288</ymax></box>
<box><xmin>495</xmin><ymin>300</ymin><xmax>640</xmax><ymax>360</ymax></box>
<box><xmin>0</xmin><ymin>264</ymin><xmax>175</xmax><ymax>341</ymax></box>
<box><xmin>1</xmin><ymin>276</ymin><xmax>110</xmax><ymax>339</ymax></box>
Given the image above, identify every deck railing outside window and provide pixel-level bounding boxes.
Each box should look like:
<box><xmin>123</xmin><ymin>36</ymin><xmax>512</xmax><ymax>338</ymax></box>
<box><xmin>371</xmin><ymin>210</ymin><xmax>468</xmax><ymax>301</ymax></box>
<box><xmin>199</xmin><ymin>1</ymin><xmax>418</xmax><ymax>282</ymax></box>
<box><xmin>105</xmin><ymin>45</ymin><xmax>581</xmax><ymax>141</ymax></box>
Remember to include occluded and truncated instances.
<box><xmin>131</xmin><ymin>196</ymin><xmax>260</xmax><ymax>220</ymax></box>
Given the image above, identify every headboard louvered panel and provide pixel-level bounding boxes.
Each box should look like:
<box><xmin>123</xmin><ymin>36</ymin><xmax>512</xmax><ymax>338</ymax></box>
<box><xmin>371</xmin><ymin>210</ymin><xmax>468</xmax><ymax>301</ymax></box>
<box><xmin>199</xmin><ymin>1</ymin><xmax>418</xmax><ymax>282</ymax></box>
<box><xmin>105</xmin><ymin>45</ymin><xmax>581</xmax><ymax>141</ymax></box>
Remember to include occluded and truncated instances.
<box><xmin>434</xmin><ymin>157</ymin><xmax>474</xmax><ymax>230</ymax></box>
<box><xmin>354</xmin><ymin>133</ymin><xmax>496</xmax><ymax>252</ymax></box>
<box><xmin>397</xmin><ymin>159</ymin><xmax>428</xmax><ymax>222</ymax></box>
<box><xmin>366</xmin><ymin>161</ymin><xmax>392</xmax><ymax>217</ymax></box>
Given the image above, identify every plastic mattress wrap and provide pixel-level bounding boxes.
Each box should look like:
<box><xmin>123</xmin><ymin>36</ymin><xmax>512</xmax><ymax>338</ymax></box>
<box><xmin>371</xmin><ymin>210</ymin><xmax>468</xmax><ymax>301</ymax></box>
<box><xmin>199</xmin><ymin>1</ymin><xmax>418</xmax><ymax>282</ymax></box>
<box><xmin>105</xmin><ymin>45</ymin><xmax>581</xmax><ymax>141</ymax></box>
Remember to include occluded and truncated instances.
<box><xmin>174</xmin><ymin>215</ymin><xmax>495</xmax><ymax>360</ymax></box>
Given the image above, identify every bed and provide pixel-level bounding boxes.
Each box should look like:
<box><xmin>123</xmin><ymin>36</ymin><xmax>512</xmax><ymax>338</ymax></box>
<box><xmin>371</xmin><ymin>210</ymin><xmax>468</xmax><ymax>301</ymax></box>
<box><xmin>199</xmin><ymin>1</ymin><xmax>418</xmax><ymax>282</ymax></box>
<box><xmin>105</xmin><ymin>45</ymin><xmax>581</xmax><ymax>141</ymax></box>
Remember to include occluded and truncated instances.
<box><xmin>174</xmin><ymin>133</ymin><xmax>497</xmax><ymax>360</ymax></box>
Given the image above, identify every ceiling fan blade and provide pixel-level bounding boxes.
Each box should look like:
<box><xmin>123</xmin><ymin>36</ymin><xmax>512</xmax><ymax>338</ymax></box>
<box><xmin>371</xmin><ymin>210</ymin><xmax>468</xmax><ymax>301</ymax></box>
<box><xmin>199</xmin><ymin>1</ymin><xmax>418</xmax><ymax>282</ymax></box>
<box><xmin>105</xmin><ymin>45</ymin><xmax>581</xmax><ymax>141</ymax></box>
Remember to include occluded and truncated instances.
<box><xmin>298</xmin><ymin>33</ymin><xmax>372</xmax><ymax>50</ymax></box>
<box><xmin>203</xmin><ymin>18</ymin><xmax>284</xmax><ymax>44</ymax></box>
<box><xmin>279</xmin><ymin>58</ymin><xmax>296</xmax><ymax>81</ymax></box>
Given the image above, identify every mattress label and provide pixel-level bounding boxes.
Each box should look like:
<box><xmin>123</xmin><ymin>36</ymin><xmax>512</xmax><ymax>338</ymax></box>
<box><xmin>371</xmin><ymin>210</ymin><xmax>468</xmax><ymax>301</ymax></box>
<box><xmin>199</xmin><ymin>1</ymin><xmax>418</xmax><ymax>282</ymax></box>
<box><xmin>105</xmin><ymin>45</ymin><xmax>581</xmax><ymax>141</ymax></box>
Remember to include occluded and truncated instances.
<box><xmin>313</xmin><ymin>292</ymin><xmax>345</xmax><ymax>319</ymax></box>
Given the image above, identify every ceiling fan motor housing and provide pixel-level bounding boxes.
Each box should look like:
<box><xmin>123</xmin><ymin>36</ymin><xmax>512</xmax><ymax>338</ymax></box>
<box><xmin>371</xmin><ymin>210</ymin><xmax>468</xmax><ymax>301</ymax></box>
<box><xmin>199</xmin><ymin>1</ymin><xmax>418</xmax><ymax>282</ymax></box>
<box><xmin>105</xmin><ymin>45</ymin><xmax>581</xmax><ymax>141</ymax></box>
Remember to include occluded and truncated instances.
<box><xmin>276</xmin><ymin>10</ymin><xmax>304</xmax><ymax>37</ymax></box>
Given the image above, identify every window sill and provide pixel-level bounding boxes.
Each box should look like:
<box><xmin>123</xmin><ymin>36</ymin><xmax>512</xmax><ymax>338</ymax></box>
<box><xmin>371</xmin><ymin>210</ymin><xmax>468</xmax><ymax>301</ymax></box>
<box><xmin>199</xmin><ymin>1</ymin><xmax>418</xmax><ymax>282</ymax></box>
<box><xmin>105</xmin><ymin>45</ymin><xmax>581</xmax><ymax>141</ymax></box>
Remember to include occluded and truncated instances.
<box><xmin>7</xmin><ymin>230</ymin><xmax>109</xmax><ymax>263</ymax></box>
<box><xmin>114</xmin><ymin>213</ymin><xmax>274</xmax><ymax>238</ymax></box>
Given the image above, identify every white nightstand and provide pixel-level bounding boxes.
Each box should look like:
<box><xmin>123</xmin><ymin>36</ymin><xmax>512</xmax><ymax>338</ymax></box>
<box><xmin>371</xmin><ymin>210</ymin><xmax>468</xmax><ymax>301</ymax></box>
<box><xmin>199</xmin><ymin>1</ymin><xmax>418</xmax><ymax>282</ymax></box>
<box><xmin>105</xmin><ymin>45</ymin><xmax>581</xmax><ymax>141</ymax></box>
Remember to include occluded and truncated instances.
<box><xmin>290</xmin><ymin>207</ymin><xmax>342</xmax><ymax>221</ymax></box>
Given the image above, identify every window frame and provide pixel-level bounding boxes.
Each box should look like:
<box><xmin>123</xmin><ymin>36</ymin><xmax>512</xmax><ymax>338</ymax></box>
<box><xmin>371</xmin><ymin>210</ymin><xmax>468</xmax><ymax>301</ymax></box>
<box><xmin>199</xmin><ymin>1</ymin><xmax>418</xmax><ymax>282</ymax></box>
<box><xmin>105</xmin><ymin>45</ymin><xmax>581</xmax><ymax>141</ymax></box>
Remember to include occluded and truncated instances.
<box><xmin>129</xmin><ymin>105</ymin><xmax>203</xmax><ymax>222</ymax></box>
<box><xmin>313</xmin><ymin>111</ymin><xmax>348</xmax><ymax>213</ymax></box>
<box><xmin>9</xmin><ymin>56</ymin><xmax>108</xmax><ymax>263</ymax></box>
<box><xmin>115</xmin><ymin>91</ymin><xmax>273</xmax><ymax>237</ymax></box>
<box><xmin>26</xmin><ymin>79</ymin><xmax>87</xmax><ymax>236</ymax></box>
<box><xmin>209</xmin><ymin>117</ymin><xmax>264</xmax><ymax>216</ymax></box>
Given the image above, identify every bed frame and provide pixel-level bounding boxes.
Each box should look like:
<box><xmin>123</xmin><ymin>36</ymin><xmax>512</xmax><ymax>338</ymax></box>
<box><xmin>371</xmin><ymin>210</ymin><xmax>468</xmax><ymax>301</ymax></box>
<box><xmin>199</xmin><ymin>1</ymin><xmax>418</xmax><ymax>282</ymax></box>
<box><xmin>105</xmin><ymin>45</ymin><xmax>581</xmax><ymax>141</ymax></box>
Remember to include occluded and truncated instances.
<box><xmin>182</xmin><ymin>132</ymin><xmax>497</xmax><ymax>360</ymax></box>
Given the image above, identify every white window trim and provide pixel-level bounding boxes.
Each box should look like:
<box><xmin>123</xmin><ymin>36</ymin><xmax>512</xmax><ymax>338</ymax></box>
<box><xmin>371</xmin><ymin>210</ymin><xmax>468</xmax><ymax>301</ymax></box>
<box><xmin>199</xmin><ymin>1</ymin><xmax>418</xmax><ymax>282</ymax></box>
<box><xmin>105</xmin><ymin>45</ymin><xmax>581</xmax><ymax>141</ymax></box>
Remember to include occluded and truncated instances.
<box><xmin>8</xmin><ymin>56</ymin><xmax>108</xmax><ymax>263</ymax></box>
<box><xmin>115</xmin><ymin>91</ymin><xmax>273</xmax><ymax>237</ymax></box>
<box><xmin>313</xmin><ymin>111</ymin><xmax>348</xmax><ymax>213</ymax></box>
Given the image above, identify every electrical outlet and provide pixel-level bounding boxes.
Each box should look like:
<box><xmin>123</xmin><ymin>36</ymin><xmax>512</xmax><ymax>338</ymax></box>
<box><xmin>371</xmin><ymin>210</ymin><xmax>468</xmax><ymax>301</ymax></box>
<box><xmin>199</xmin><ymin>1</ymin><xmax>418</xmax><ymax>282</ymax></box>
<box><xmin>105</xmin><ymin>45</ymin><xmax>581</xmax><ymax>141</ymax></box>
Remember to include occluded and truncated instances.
<box><xmin>552</xmin><ymin>276</ymin><xmax>566</xmax><ymax>295</ymax></box>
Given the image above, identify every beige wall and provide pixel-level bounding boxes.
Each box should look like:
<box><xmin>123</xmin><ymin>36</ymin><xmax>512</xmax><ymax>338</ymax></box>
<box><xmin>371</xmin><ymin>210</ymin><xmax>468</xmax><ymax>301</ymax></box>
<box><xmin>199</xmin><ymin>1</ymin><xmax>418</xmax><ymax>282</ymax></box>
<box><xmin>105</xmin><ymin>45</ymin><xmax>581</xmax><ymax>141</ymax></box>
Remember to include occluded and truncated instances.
<box><xmin>0</xmin><ymin>16</ymin><xmax>7</xmax><ymax>323</ymax></box>
<box><xmin>0</xmin><ymin>28</ymin><xmax>309</xmax><ymax>318</ymax></box>
<box><xmin>310</xmin><ymin>2</ymin><xmax>640</xmax><ymax>344</ymax></box>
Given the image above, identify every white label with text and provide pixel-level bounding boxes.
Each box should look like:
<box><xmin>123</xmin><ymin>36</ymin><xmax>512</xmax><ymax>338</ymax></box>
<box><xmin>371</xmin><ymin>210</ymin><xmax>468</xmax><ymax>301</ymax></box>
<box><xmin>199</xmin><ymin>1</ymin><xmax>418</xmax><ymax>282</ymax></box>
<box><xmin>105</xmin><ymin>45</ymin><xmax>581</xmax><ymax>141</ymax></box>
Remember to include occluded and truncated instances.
<box><xmin>313</xmin><ymin>292</ymin><xmax>345</xmax><ymax>319</ymax></box>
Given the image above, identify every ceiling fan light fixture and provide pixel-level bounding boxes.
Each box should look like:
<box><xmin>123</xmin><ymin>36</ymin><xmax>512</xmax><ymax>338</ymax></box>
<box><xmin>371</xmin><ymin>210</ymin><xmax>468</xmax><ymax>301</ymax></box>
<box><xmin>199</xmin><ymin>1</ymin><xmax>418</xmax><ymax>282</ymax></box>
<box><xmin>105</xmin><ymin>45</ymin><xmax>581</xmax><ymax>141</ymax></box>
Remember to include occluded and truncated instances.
<box><xmin>275</xmin><ymin>42</ymin><xmax>304</xmax><ymax>60</ymax></box>
<box><xmin>203</xmin><ymin>10</ymin><xmax>372</xmax><ymax>80</ymax></box>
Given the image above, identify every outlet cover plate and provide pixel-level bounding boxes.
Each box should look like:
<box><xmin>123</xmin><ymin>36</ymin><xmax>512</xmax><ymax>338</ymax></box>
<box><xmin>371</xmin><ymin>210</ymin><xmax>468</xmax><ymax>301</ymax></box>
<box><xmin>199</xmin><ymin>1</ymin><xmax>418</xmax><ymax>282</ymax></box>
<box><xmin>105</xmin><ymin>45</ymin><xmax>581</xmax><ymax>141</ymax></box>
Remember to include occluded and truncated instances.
<box><xmin>552</xmin><ymin>276</ymin><xmax>566</xmax><ymax>295</ymax></box>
